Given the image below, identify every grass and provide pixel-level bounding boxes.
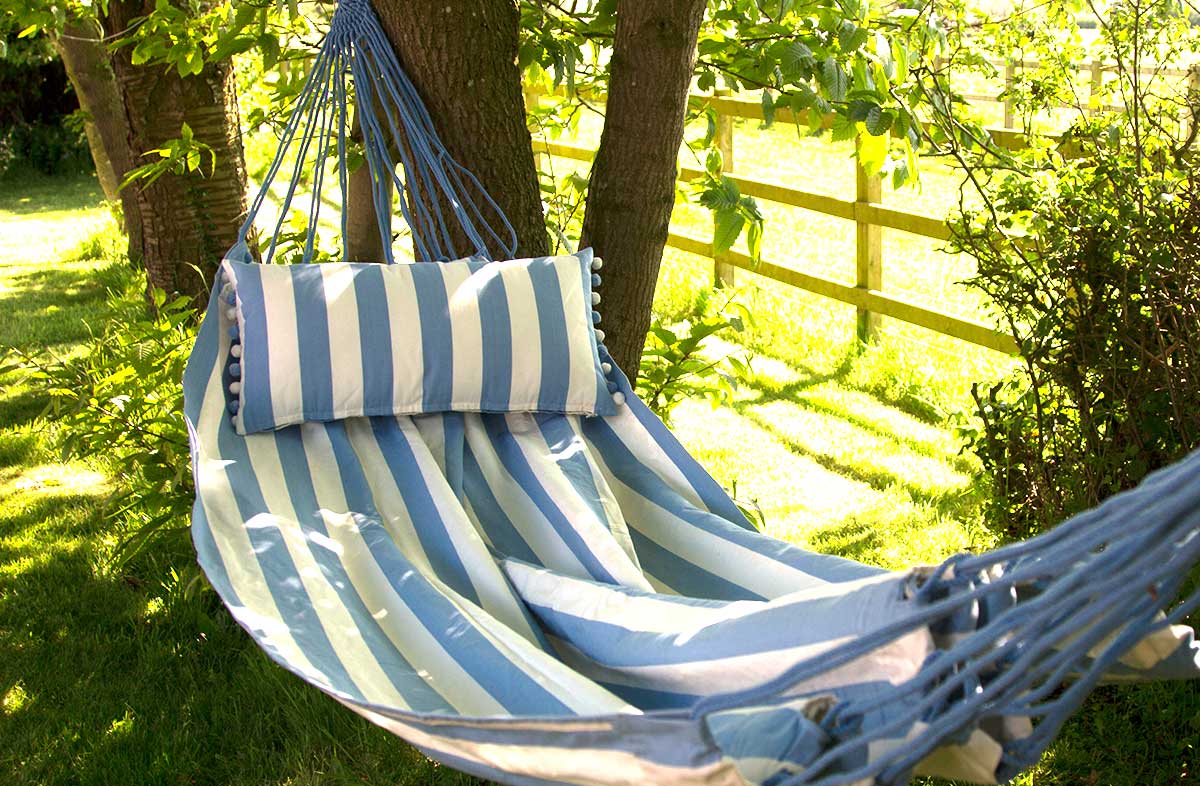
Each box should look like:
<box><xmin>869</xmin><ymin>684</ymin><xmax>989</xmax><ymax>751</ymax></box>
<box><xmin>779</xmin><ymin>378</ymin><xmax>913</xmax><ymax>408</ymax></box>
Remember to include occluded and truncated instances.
<box><xmin>1</xmin><ymin>160</ymin><xmax>1197</xmax><ymax>786</ymax></box>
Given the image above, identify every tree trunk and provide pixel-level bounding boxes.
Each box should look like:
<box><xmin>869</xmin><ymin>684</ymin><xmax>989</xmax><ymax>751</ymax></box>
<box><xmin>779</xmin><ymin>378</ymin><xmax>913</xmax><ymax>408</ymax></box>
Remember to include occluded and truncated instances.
<box><xmin>52</xmin><ymin>15</ymin><xmax>144</xmax><ymax>261</ymax></box>
<box><xmin>101</xmin><ymin>0</ymin><xmax>249</xmax><ymax>303</ymax></box>
<box><xmin>580</xmin><ymin>0</ymin><xmax>707</xmax><ymax>378</ymax></box>
<box><xmin>346</xmin><ymin>109</ymin><xmax>391</xmax><ymax>263</ymax></box>
<box><xmin>369</xmin><ymin>0</ymin><xmax>547</xmax><ymax>259</ymax></box>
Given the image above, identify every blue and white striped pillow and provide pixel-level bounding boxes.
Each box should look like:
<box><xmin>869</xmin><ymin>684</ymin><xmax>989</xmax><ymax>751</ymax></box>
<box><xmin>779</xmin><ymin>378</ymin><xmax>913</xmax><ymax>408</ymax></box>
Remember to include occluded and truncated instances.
<box><xmin>218</xmin><ymin>249</ymin><xmax>618</xmax><ymax>435</ymax></box>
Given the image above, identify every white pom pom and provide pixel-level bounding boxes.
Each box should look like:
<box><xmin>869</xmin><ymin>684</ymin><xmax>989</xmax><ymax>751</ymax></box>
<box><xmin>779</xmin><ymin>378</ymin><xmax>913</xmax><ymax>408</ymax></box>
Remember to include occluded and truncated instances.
<box><xmin>612</xmin><ymin>391</ymin><xmax>626</xmax><ymax>406</ymax></box>
<box><xmin>595</xmin><ymin>329</ymin><xmax>605</xmax><ymax>341</ymax></box>
<box><xmin>229</xmin><ymin>381</ymin><xmax>241</xmax><ymax>394</ymax></box>
<box><xmin>230</xmin><ymin>344</ymin><xmax>243</xmax><ymax>359</ymax></box>
<box><xmin>591</xmin><ymin>291</ymin><xmax>601</xmax><ymax>305</ymax></box>
<box><xmin>591</xmin><ymin>257</ymin><xmax>603</xmax><ymax>271</ymax></box>
<box><xmin>225</xmin><ymin>308</ymin><xmax>237</xmax><ymax>321</ymax></box>
<box><xmin>601</xmin><ymin>362</ymin><xmax>612</xmax><ymax>374</ymax></box>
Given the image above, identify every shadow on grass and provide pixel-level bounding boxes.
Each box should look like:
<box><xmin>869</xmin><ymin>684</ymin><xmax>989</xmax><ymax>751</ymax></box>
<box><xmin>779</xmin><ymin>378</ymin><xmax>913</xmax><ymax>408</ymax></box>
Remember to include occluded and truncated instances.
<box><xmin>0</xmin><ymin>262</ymin><xmax>133</xmax><ymax>351</ymax></box>
<box><xmin>0</xmin><ymin>174</ymin><xmax>104</xmax><ymax>216</ymax></box>
<box><xmin>0</xmin><ymin>479</ymin><xmax>488</xmax><ymax>786</ymax></box>
<box><xmin>730</xmin><ymin>365</ymin><xmax>987</xmax><ymax>522</ymax></box>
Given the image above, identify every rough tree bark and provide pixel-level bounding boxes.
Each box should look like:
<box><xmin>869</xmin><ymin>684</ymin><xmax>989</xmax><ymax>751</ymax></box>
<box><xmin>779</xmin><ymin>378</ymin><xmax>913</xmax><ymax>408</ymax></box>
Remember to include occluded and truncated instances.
<box><xmin>52</xmin><ymin>14</ymin><xmax>144</xmax><ymax>261</ymax></box>
<box><xmin>101</xmin><ymin>0</ymin><xmax>250</xmax><ymax>303</ymax></box>
<box><xmin>580</xmin><ymin>0</ymin><xmax>708</xmax><ymax>377</ymax></box>
<box><xmin>370</xmin><ymin>0</ymin><xmax>548</xmax><ymax>260</ymax></box>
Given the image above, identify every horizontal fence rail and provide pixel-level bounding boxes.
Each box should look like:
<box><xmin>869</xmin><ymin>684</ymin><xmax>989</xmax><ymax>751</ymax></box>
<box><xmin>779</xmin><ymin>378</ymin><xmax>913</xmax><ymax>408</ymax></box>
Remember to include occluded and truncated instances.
<box><xmin>532</xmin><ymin>135</ymin><xmax>1019</xmax><ymax>355</ymax></box>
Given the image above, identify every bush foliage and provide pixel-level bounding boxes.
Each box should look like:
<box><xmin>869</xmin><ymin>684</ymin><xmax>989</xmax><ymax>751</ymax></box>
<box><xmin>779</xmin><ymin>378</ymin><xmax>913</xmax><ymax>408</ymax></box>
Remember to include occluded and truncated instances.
<box><xmin>942</xmin><ymin>0</ymin><xmax>1200</xmax><ymax>535</ymax></box>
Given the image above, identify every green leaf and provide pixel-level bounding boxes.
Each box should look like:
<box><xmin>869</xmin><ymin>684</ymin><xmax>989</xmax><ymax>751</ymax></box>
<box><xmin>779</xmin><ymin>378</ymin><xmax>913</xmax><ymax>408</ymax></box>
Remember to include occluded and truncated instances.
<box><xmin>865</xmin><ymin>106</ymin><xmax>892</xmax><ymax>136</ymax></box>
<box><xmin>714</xmin><ymin>209</ymin><xmax>745</xmax><ymax>254</ymax></box>
<box><xmin>18</xmin><ymin>24</ymin><xmax>39</xmax><ymax>38</ymax></box>
<box><xmin>761</xmin><ymin>90</ymin><xmax>775</xmax><ymax>127</ymax></box>
<box><xmin>821</xmin><ymin>57</ymin><xmax>848</xmax><ymax>103</ymax></box>
<box><xmin>781</xmin><ymin>41</ymin><xmax>814</xmax><ymax>77</ymax></box>
<box><xmin>747</xmin><ymin>220</ymin><xmax>763</xmax><ymax>263</ymax></box>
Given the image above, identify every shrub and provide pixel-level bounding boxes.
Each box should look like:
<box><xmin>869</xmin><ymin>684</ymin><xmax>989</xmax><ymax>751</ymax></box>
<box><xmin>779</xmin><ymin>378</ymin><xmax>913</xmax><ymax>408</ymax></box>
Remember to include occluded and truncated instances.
<box><xmin>955</xmin><ymin>145</ymin><xmax>1200</xmax><ymax>535</ymax></box>
<box><xmin>10</xmin><ymin>283</ymin><xmax>198</xmax><ymax>566</ymax></box>
<box><xmin>637</xmin><ymin>287</ymin><xmax>753</xmax><ymax>424</ymax></box>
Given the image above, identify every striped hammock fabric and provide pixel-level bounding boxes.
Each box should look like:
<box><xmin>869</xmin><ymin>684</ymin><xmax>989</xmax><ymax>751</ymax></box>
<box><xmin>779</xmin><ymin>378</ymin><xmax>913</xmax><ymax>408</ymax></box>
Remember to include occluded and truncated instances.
<box><xmin>185</xmin><ymin>0</ymin><xmax>1200</xmax><ymax>782</ymax></box>
<box><xmin>186</xmin><ymin>269</ymin><xmax>1200</xmax><ymax>786</ymax></box>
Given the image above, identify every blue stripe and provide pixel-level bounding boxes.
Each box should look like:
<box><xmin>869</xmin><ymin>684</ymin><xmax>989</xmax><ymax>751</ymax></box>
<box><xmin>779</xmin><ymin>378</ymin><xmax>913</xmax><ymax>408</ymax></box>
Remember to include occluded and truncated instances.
<box><xmin>440</xmin><ymin>412</ymin><xmax>465</xmax><ymax>497</ymax></box>
<box><xmin>227</xmin><ymin>263</ymin><xmax>276</xmax><ymax>433</ymax></box>
<box><xmin>215</xmin><ymin>422</ymin><xmax>363</xmax><ymax>700</ymax></box>
<box><xmin>627</xmin><ymin>527</ymin><xmax>759</xmax><ymax>600</ymax></box>
<box><xmin>536</xmin><ymin>415</ymin><xmax>619</xmax><ymax>535</ymax></box>
<box><xmin>368</xmin><ymin>417</ymin><xmax>480</xmax><ymax>606</ymax></box>
<box><xmin>583</xmin><ymin>416</ymin><xmax>883</xmax><ymax>590</ymax></box>
<box><xmin>182</xmin><ymin>285</ymin><xmax>224</xmax><ymax>424</ymax></box>
<box><xmin>527</xmin><ymin>258</ymin><xmax>571</xmax><ymax>412</ymax></box>
<box><xmin>475</xmin><ymin>267</ymin><xmax>513</xmax><ymax>410</ymax></box>
<box><xmin>290</xmin><ymin>265</ymin><xmax>336</xmax><ymax>422</ymax></box>
<box><xmin>596</xmin><ymin>680</ymin><xmax>699</xmax><ymax>710</ymax></box>
<box><xmin>354</xmin><ymin>520</ymin><xmax>575</xmax><ymax>715</ymax></box>
<box><xmin>353</xmin><ymin>264</ymin><xmax>394</xmax><ymax>412</ymax></box>
<box><xmin>462</xmin><ymin>446</ymin><xmax>540</xmax><ymax>564</ymax></box>
<box><xmin>272</xmin><ymin>424</ymin><xmax>457</xmax><ymax>713</ymax></box>
<box><xmin>483</xmin><ymin>415</ymin><xmax>619</xmax><ymax>584</ymax></box>
<box><xmin>409</xmin><ymin>263</ymin><xmax>454</xmax><ymax>409</ymax></box>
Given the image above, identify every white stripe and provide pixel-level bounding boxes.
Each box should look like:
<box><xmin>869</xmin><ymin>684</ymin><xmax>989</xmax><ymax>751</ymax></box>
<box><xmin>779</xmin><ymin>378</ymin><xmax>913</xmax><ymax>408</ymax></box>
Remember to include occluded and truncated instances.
<box><xmin>564</xmin><ymin>416</ymin><xmax>642</xmax><ymax>569</ymax></box>
<box><xmin>320</xmin><ymin>263</ymin><xmax>366</xmax><ymax>418</ymax></box>
<box><xmin>259</xmin><ymin>267</ymin><xmax>303</xmax><ymax>426</ymax></box>
<box><xmin>241</xmin><ymin>429</ymin><xmax>407</xmax><ymax>708</ymax></box>
<box><xmin>382</xmin><ymin>264</ymin><xmax>426</xmax><ymax>411</ymax></box>
<box><xmin>498</xmin><ymin>262</ymin><xmax>542</xmax><ymax>409</ymax></box>
<box><xmin>191</xmin><ymin>323</ymin><xmax>322</xmax><ymax>686</ymax></box>
<box><xmin>588</xmin><ymin>446</ymin><xmax>839</xmax><ymax>597</ymax></box>
<box><xmin>346</xmin><ymin>705</ymin><xmax>752</xmax><ymax>786</ymax></box>
<box><xmin>321</xmin><ymin>509</ymin><xmax>509</xmax><ymax>715</ymax></box>
<box><xmin>463</xmin><ymin>416</ymin><xmax>594</xmax><ymax>578</ymax></box>
<box><xmin>552</xmin><ymin>256</ymin><xmax>596</xmax><ymax>411</ymax></box>
<box><xmin>505</xmin><ymin>413</ymin><xmax>651</xmax><ymax>589</ymax></box>
<box><xmin>443</xmin><ymin>263</ymin><xmax>484</xmax><ymax>407</ymax></box>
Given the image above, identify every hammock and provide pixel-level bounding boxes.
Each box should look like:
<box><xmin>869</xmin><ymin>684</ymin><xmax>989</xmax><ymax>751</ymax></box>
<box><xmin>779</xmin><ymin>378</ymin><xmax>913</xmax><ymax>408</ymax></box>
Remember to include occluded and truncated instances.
<box><xmin>183</xmin><ymin>1</ymin><xmax>1200</xmax><ymax>783</ymax></box>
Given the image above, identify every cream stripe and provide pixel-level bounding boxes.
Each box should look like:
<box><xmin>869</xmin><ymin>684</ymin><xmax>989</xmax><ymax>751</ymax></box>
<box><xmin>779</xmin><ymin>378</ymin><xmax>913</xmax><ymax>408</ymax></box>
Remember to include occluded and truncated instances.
<box><xmin>192</xmin><ymin>325</ymin><xmax>321</xmax><ymax>686</ymax></box>
<box><xmin>241</xmin><ymin>427</ymin><xmax>409</xmax><ymax>709</ymax></box>
<box><xmin>497</xmin><ymin>262</ymin><xmax>542</xmax><ymax>408</ymax></box>
<box><xmin>564</xmin><ymin>415</ymin><xmax>642</xmax><ymax>568</ymax></box>
<box><xmin>348</xmin><ymin>705</ymin><xmax>751</xmax><ymax>786</ymax></box>
<box><xmin>552</xmin><ymin>256</ymin><xmax>594</xmax><ymax>410</ymax></box>
<box><xmin>382</xmin><ymin>264</ymin><xmax>425</xmax><ymax>410</ymax></box>
<box><xmin>463</xmin><ymin>415</ymin><xmax>592</xmax><ymax>578</ymax></box>
<box><xmin>301</xmin><ymin>423</ymin><xmax>506</xmax><ymax>715</ymax></box>
<box><xmin>507</xmin><ymin>414</ymin><xmax>651</xmax><ymax>590</ymax></box>
<box><xmin>320</xmin><ymin>264</ymin><xmax>365</xmax><ymax>417</ymax></box>
<box><xmin>444</xmin><ymin>263</ymin><xmax>484</xmax><ymax>407</ymax></box>
<box><xmin>259</xmin><ymin>268</ymin><xmax>303</xmax><ymax>426</ymax></box>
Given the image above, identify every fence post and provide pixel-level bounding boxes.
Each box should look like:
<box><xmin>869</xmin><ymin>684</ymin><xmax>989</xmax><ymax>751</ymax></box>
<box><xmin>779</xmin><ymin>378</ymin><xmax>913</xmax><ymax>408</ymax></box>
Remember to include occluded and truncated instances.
<box><xmin>713</xmin><ymin>89</ymin><xmax>738</xmax><ymax>288</ymax></box>
<box><xmin>1003</xmin><ymin>59</ymin><xmax>1016</xmax><ymax>129</ymax></box>
<box><xmin>854</xmin><ymin>134</ymin><xmax>882</xmax><ymax>343</ymax></box>
<box><xmin>1188</xmin><ymin>64</ymin><xmax>1200</xmax><ymax>141</ymax></box>
<box><xmin>1089</xmin><ymin>59</ymin><xmax>1103</xmax><ymax>115</ymax></box>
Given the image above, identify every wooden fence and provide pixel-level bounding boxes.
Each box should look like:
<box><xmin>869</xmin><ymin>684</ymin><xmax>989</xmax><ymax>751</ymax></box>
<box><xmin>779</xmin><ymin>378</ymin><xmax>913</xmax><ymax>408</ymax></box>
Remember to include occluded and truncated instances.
<box><xmin>530</xmin><ymin>91</ymin><xmax>1020</xmax><ymax>355</ymax></box>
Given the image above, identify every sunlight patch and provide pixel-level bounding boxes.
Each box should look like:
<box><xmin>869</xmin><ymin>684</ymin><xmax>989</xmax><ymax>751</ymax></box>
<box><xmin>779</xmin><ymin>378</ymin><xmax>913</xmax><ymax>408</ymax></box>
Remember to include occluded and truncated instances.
<box><xmin>8</xmin><ymin>465</ymin><xmax>108</xmax><ymax>496</ymax></box>
<box><xmin>2</xmin><ymin>681</ymin><xmax>30</xmax><ymax>715</ymax></box>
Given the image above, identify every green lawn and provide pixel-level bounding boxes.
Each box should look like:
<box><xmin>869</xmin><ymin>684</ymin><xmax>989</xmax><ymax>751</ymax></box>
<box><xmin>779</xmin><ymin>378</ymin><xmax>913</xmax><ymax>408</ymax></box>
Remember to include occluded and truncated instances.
<box><xmin>0</xmin><ymin>171</ymin><xmax>1196</xmax><ymax>786</ymax></box>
